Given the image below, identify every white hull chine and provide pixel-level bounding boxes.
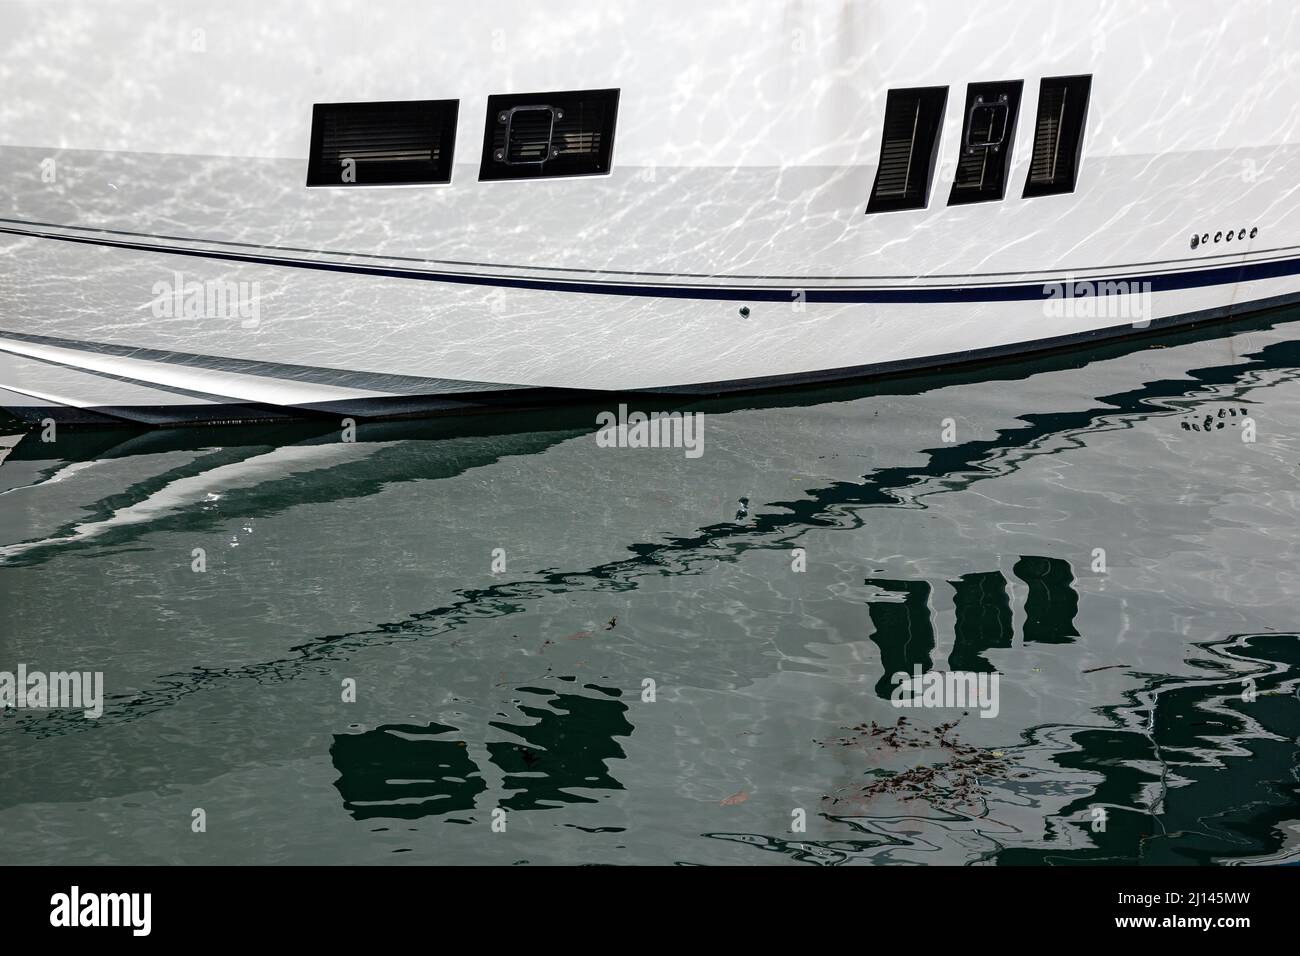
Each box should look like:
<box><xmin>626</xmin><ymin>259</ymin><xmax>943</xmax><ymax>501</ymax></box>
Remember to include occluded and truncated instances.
<box><xmin>2</xmin><ymin>0</ymin><xmax>1298</xmax><ymax>425</ymax></box>
<box><xmin>0</xmin><ymin>329</ymin><xmax>547</xmax><ymax>425</ymax></box>
<box><xmin>2</xmin><ymin>282</ymin><xmax>1295</xmax><ymax>425</ymax></box>
<box><xmin>2</xmin><ymin>214</ymin><xmax>1299</xmax><ymax>424</ymax></box>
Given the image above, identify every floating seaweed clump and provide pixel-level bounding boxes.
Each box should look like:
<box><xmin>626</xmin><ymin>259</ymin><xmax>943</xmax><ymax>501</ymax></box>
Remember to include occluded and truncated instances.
<box><xmin>816</xmin><ymin>716</ymin><xmax>1014</xmax><ymax>810</ymax></box>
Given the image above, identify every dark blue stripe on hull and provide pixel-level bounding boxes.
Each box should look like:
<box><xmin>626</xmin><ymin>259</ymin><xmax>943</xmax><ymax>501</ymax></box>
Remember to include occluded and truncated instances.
<box><xmin>2</xmin><ymin>224</ymin><xmax>1298</xmax><ymax>303</ymax></box>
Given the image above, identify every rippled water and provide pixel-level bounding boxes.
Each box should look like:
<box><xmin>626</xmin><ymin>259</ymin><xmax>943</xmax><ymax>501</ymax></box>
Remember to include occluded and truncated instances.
<box><xmin>1</xmin><ymin>314</ymin><xmax>1298</xmax><ymax>865</ymax></box>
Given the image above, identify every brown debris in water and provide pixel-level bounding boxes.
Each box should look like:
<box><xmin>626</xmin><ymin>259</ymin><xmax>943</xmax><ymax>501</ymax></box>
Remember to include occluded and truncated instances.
<box><xmin>816</xmin><ymin>716</ymin><xmax>1013</xmax><ymax>810</ymax></box>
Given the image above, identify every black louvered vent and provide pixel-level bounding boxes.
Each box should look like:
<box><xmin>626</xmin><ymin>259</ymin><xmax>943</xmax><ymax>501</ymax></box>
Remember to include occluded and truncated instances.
<box><xmin>948</xmin><ymin>80</ymin><xmax>1023</xmax><ymax>206</ymax></box>
<box><xmin>306</xmin><ymin>100</ymin><xmax>459</xmax><ymax>187</ymax></box>
<box><xmin>503</xmin><ymin>106</ymin><xmax>556</xmax><ymax>164</ymax></box>
<box><xmin>479</xmin><ymin>88</ymin><xmax>619</xmax><ymax>181</ymax></box>
<box><xmin>866</xmin><ymin>86</ymin><xmax>948</xmax><ymax>213</ymax></box>
<box><xmin>1023</xmin><ymin>75</ymin><xmax>1091</xmax><ymax>197</ymax></box>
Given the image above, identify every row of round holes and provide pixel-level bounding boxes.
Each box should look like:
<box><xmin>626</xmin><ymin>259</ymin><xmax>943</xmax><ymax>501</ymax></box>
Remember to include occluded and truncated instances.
<box><xmin>1191</xmin><ymin>227</ymin><xmax>1257</xmax><ymax>250</ymax></box>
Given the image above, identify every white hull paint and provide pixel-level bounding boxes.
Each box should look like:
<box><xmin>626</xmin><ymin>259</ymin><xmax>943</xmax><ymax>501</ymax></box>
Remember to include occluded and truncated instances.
<box><xmin>1</xmin><ymin>0</ymin><xmax>1299</xmax><ymax>424</ymax></box>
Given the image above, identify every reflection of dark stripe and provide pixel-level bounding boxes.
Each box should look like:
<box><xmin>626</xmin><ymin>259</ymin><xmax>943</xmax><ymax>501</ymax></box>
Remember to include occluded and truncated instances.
<box><xmin>4</xmin><ymin>223</ymin><xmax>1299</xmax><ymax>303</ymax></box>
<box><xmin>998</xmin><ymin>633</ymin><xmax>1299</xmax><ymax>864</ymax></box>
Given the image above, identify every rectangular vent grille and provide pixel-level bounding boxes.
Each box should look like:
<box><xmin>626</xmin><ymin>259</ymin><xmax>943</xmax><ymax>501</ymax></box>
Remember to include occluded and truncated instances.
<box><xmin>503</xmin><ymin>106</ymin><xmax>557</xmax><ymax>164</ymax></box>
<box><xmin>1023</xmin><ymin>75</ymin><xmax>1091</xmax><ymax>197</ymax></box>
<box><xmin>479</xmin><ymin>88</ymin><xmax>620</xmax><ymax>181</ymax></box>
<box><xmin>306</xmin><ymin>99</ymin><xmax>458</xmax><ymax>187</ymax></box>
<box><xmin>866</xmin><ymin>86</ymin><xmax>948</xmax><ymax>213</ymax></box>
<box><xmin>948</xmin><ymin>80</ymin><xmax>1023</xmax><ymax>206</ymax></box>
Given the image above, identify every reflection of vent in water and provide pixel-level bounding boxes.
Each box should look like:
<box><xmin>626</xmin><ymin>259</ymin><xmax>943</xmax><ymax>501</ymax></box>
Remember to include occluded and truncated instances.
<box><xmin>329</xmin><ymin>687</ymin><xmax>633</xmax><ymax>818</ymax></box>
<box><xmin>1013</xmin><ymin>556</ymin><xmax>1080</xmax><ymax>644</ymax></box>
<box><xmin>866</xmin><ymin>579</ymin><xmax>936</xmax><ymax>698</ymax></box>
<box><xmin>865</xmin><ymin>561</ymin><xmax>1083</xmax><ymax>693</ymax></box>
<box><xmin>948</xmin><ymin>571</ymin><xmax>1014</xmax><ymax>672</ymax></box>
<box><xmin>487</xmin><ymin>687</ymin><xmax>632</xmax><ymax>811</ymax></box>
<box><xmin>330</xmin><ymin>722</ymin><xmax>485</xmax><ymax>819</ymax></box>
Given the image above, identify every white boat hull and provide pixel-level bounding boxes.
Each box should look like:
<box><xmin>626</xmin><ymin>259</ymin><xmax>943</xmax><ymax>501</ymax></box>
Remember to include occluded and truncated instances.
<box><xmin>1</xmin><ymin>0</ymin><xmax>1298</xmax><ymax>424</ymax></box>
